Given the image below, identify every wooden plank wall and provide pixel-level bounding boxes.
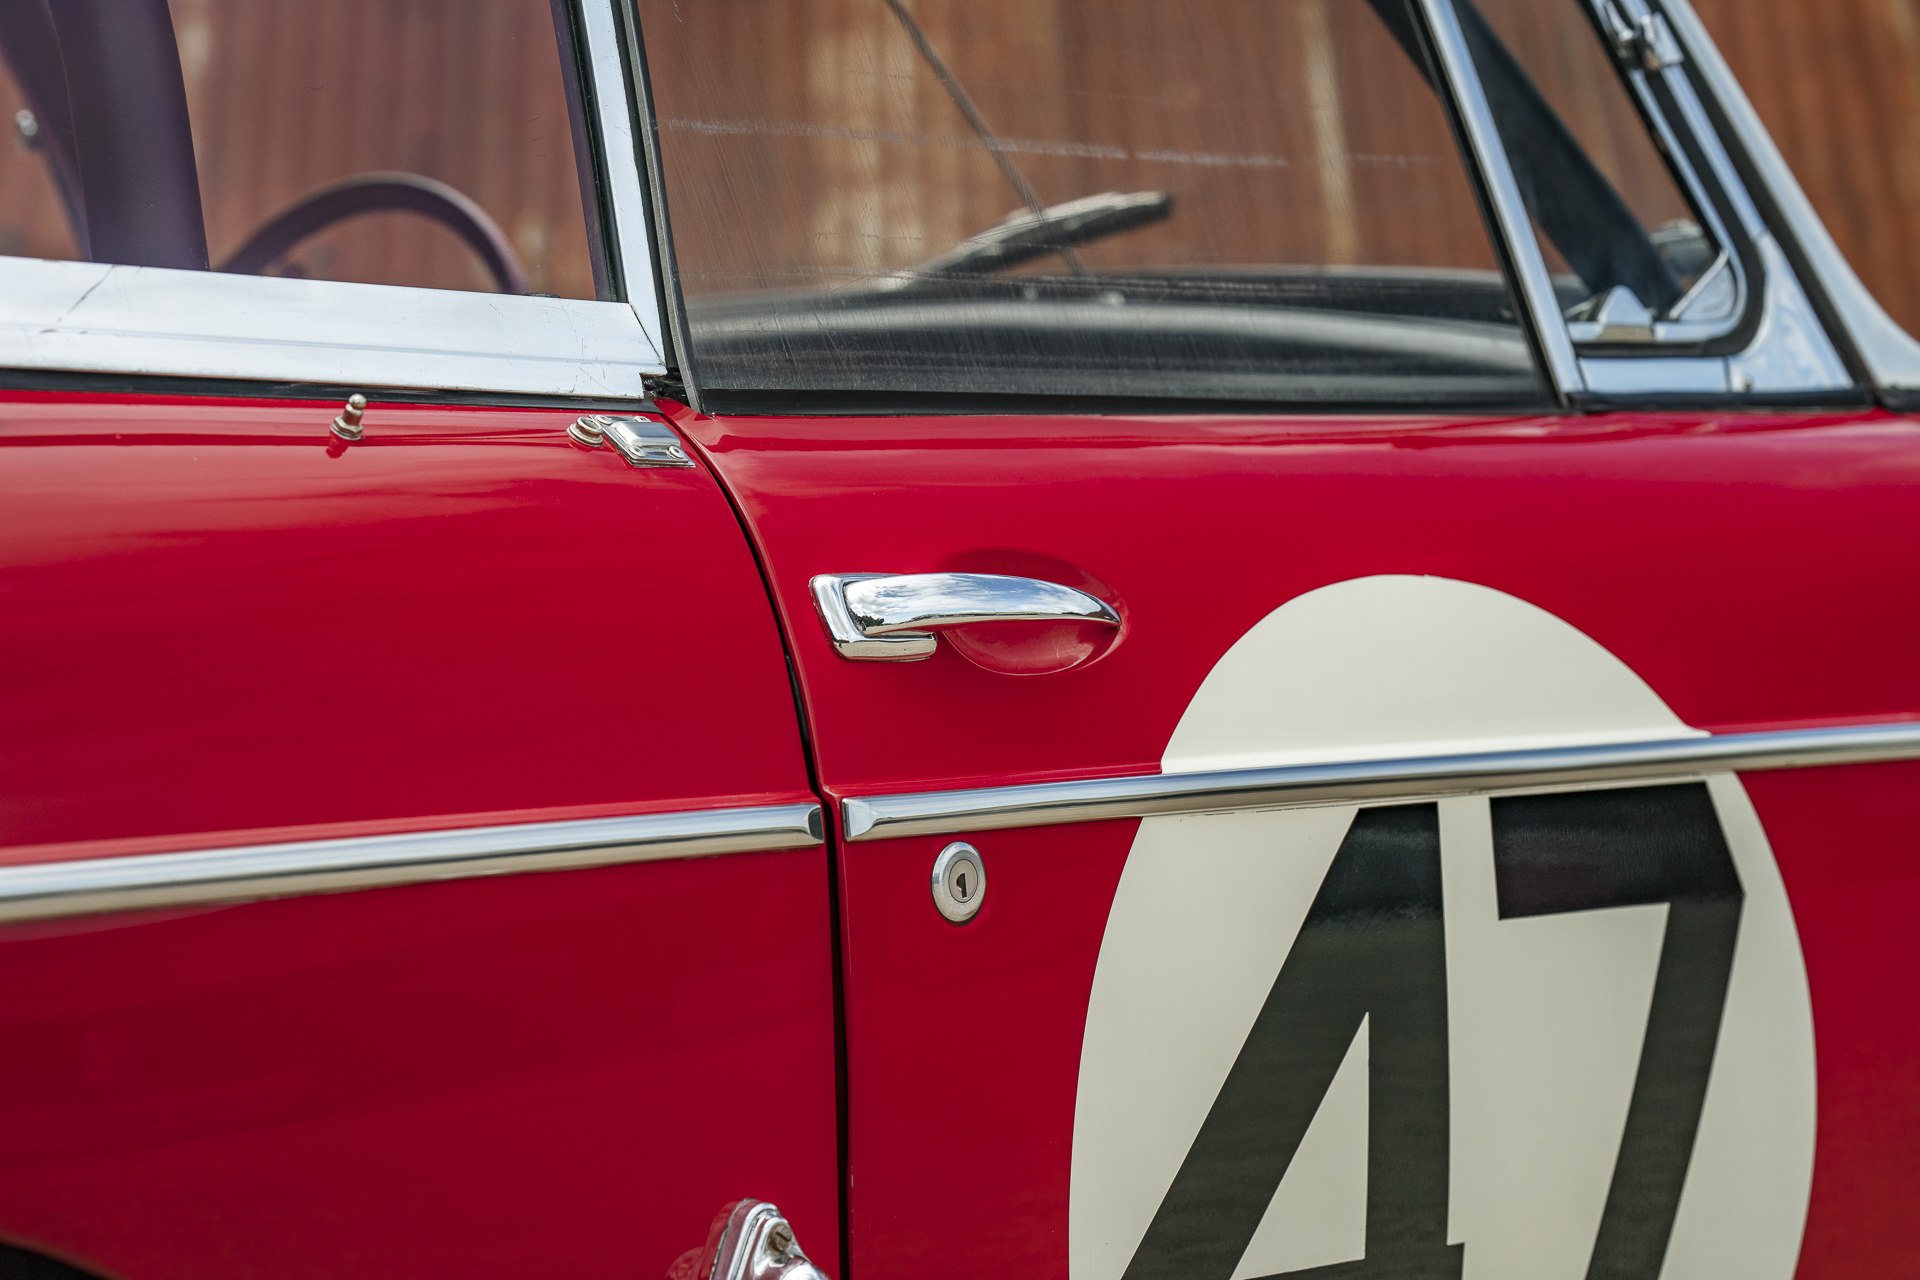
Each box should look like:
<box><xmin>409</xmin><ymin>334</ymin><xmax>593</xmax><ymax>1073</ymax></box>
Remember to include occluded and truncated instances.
<box><xmin>1694</xmin><ymin>0</ymin><xmax>1920</xmax><ymax>335</ymax></box>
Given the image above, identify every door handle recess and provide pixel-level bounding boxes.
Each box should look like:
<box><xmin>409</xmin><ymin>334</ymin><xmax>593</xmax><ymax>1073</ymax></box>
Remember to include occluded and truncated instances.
<box><xmin>811</xmin><ymin>572</ymin><xmax>1120</xmax><ymax>661</ymax></box>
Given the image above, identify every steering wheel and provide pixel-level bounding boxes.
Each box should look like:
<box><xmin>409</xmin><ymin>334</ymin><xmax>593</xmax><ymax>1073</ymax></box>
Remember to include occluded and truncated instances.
<box><xmin>217</xmin><ymin>172</ymin><xmax>531</xmax><ymax>295</ymax></box>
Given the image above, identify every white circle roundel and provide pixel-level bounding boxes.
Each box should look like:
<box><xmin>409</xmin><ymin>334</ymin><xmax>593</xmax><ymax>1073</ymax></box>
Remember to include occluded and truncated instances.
<box><xmin>1070</xmin><ymin>577</ymin><xmax>1815</xmax><ymax>1280</ymax></box>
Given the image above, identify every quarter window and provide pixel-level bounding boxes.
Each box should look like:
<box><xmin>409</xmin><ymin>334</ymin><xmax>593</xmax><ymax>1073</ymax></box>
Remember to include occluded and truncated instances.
<box><xmin>641</xmin><ymin>0</ymin><xmax>1548</xmax><ymax>409</ymax></box>
<box><xmin>1461</xmin><ymin>0</ymin><xmax>1746</xmax><ymax>346</ymax></box>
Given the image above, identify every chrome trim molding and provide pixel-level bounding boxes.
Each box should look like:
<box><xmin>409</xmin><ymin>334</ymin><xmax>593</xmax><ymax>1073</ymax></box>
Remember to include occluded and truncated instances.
<box><xmin>842</xmin><ymin>722</ymin><xmax>1920</xmax><ymax>841</ymax></box>
<box><xmin>0</xmin><ymin>256</ymin><xmax>663</xmax><ymax>395</ymax></box>
<box><xmin>1579</xmin><ymin>236</ymin><xmax>1854</xmax><ymax>397</ymax></box>
<box><xmin>1417</xmin><ymin>0</ymin><xmax>1585</xmax><ymax>398</ymax></box>
<box><xmin>1659</xmin><ymin>0</ymin><xmax>1920</xmax><ymax>391</ymax></box>
<box><xmin>1725</xmin><ymin>234</ymin><xmax>1855</xmax><ymax>393</ymax></box>
<box><xmin>579</xmin><ymin>0</ymin><xmax>666</xmax><ymax>361</ymax></box>
<box><xmin>0</xmin><ymin>803</ymin><xmax>822</xmax><ymax>924</ymax></box>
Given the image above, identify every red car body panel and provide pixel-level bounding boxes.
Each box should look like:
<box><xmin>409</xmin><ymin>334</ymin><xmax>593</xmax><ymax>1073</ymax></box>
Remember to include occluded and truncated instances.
<box><xmin>668</xmin><ymin>400</ymin><xmax>1920</xmax><ymax>1280</ymax></box>
<box><xmin>0</xmin><ymin>392</ymin><xmax>839</xmax><ymax>1279</ymax></box>
<box><xmin>0</xmin><ymin>391</ymin><xmax>809</xmax><ymax>848</ymax></box>
<box><xmin>668</xmin><ymin>404</ymin><xmax>1920</xmax><ymax>789</ymax></box>
<box><xmin>0</xmin><ymin>852</ymin><xmax>838</xmax><ymax>1280</ymax></box>
<box><xmin>1745</xmin><ymin>763</ymin><xmax>1920</xmax><ymax>1280</ymax></box>
<box><xmin>0</xmin><ymin>0</ymin><xmax>1907</xmax><ymax>1271</ymax></box>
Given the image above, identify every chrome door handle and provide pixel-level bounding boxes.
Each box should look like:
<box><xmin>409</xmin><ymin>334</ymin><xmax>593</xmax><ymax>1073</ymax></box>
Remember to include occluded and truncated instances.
<box><xmin>811</xmin><ymin>572</ymin><xmax>1120</xmax><ymax>661</ymax></box>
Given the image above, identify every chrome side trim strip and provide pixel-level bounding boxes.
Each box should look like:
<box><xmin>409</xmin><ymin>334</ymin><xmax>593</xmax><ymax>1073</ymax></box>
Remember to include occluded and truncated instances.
<box><xmin>842</xmin><ymin>722</ymin><xmax>1920</xmax><ymax>841</ymax></box>
<box><xmin>0</xmin><ymin>803</ymin><xmax>822</xmax><ymax>924</ymax></box>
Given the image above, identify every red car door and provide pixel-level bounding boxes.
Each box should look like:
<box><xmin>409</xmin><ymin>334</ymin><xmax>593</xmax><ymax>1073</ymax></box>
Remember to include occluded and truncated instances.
<box><xmin>637</xmin><ymin>2</ymin><xmax>1920</xmax><ymax>1279</ymax></box>
<box><xmin>0</xmin><ymin>3</ymin><xmax>836</xmax><ymax>1277</ymax></box>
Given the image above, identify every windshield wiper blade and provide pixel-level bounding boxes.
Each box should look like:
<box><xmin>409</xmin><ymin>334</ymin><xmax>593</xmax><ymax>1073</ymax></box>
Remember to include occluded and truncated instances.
<box><xmin>883</xmin><ymin>0</ymin><xmax>1088</xmax><ymax>277</ymax></box>
<box><xmin>878</xmin><ymin>191</ymin><xmax>1174</xmax><ymax>290</ymax></box>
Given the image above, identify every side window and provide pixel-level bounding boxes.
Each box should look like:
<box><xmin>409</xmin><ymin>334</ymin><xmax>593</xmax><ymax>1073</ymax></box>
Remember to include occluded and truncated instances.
<box><xmin>0</xmin><ymin>0</ymin><xmax>598</xmax><ymax>299</ymax></box>
<box><xmin>639</xmin><ymin>0</ymin><xmax>1548</xmax><ymax>409</ymax></box>
<box><xmin>1461</xmin><ymin>0</ymin><xmax>1745</xmax><ymax>345</ymax></box>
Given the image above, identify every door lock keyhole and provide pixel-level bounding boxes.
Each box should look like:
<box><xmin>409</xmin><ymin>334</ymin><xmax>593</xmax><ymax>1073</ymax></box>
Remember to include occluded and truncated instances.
<box><xmin>931</xmin><ymin>842</ymin><xmax>986</xmax><ymax>923</ymax></box>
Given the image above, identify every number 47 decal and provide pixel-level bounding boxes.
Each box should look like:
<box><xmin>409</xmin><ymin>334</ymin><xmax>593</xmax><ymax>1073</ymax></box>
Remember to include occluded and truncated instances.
<box><xmin>1121</xmin><ymin>784</ymin><xmax>1744</xmax><ymax>1280</ymax></box>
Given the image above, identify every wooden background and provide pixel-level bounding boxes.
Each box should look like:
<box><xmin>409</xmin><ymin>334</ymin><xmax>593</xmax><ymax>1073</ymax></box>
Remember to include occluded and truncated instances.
<box><xmin>1694</xmin><ymin>0</ymin><xmax>1920</xmax><ymax>336</ymax></box>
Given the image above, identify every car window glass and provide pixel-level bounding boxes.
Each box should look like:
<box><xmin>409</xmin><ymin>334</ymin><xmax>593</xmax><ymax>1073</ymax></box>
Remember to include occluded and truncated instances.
<box><xmin>0</xmin><ymin>0</ymin><xmax>598</xmax><ymax>299</ymax></box>
<box><xmin>640</xmin><ymin>0</ymin><xmax>1547</xmax><ymax>409</ymax></box>
<box><xmin>1461</xmin><ymin>0</ymin><xmax>1729</xmax><ymax>330</ymax></box>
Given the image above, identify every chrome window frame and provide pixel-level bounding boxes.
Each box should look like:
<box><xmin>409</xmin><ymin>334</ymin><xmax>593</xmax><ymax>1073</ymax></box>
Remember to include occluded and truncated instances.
<box><xmin>1415</xmin><ymin>0</ymin><xmax>1584</xmax><ymax>398</ymax></box>
<box><xmin>1656</xmin><ymin>0</ymin><xmax>1920</xmax><ymax>403</ymax></box>
<box><xmin>1573</xmin><ymin>0</ymin><xmax>1753</xmax><ymax>350</ymax></box>
<box><xmin>1425</xmin><ymin>0</ymin><xmax>1857</xmax><ymax>403</ymax></box>
<box><xmin>0</xmin><ymin>0</ymin><xmax>667</xmax><ymax>398</ymax></box>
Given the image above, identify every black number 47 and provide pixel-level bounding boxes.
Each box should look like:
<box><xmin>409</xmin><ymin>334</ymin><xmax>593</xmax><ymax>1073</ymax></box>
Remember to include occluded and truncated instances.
<box><xmin>1121</xmin><ymin>783</ymin><xmax>1744</xmax><ymax>1280</ymax></box>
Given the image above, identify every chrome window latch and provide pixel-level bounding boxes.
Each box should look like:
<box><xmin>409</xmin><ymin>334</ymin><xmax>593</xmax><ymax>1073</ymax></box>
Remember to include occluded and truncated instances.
<box><xmin>811</xmin><ymin>571</ymin><xmax>1121</xmax><ymax>661</ymax></box>
<box><xmin>568</xmin><ymin>414</ymin><xmax>695</xmax><ymax>467</ymax></box>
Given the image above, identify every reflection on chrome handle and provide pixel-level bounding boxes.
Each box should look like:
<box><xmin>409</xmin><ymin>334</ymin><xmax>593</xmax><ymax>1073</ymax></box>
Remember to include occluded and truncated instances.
<box><xmin>811</xmin><ymin>572</ymin><xmax>1120</xmax><ymax>662</ymax></box>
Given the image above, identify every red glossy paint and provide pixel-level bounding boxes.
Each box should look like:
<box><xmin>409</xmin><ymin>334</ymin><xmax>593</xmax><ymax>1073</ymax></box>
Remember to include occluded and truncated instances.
<box><xmin>0</xmin><ymin>850</ymin><xmax>839</xmax><ymax>1280</ymax></box>
<box><xmin>1743</xmin><ymin>762</ymin><xmax>1920</xmax><ymax>1280</ymax></box>
<box><xmin>669</xmin><ymin>404</ymin><xmax>1920</xmax><ymax>794</ymax></box>
<box><xmin>0</xmin><ymin>392</ymin><xmax>837</xmax><ymax>1277</ymax></box>
<box><xmin>0</xmin><ymin>391</ymin><xmax>810</xmax><ymax>848</ymax></box>
<box><xmin>668</xmin><ymin>401</ymin><xmax>1920</xmax><ymax>1280</ymax></box>
<box><xmin>837</xmin><ymin>821</ymin><xmax>1135</xmax><ymax>1280</ymax></box>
